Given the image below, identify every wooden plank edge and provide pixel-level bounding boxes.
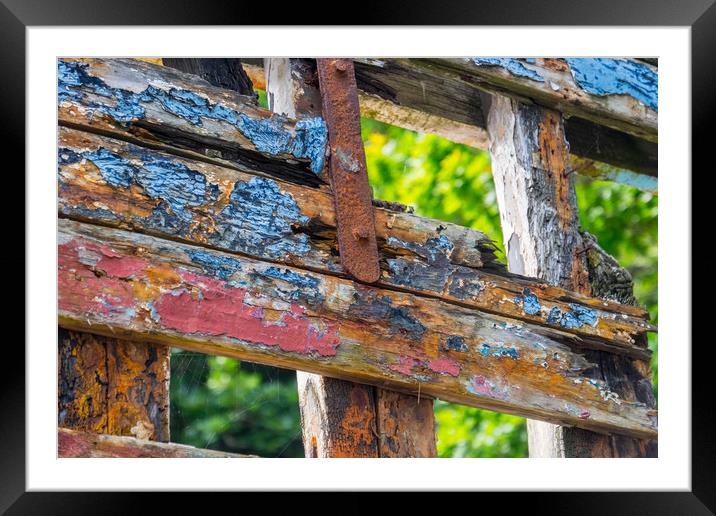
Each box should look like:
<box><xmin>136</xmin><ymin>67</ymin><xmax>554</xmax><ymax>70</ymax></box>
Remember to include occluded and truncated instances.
<box><xmin>58</xmin><ymin>428</ymin><xmax>256</xmax><ymax>458</ymax></box>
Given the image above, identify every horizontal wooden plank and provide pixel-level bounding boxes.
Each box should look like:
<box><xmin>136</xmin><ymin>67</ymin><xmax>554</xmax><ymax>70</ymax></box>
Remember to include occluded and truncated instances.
<box><xmin>58</xmin><ymin>127</ymin><xmax>654</xmax><ymax>357</ymax></box>
<box><xmin>425</xmin><ymin>58</ymin><xmax>657</xmax><ymax>142</ymax></box>
<box><xmin>57</xmin><ymin>219</ymin><xmax>657</xmax><ymax>439</ymax></box>
<box><xmin>58</xmin><ymin>428</ymin><xmax>254</xmax><ymax>458</ymax></box>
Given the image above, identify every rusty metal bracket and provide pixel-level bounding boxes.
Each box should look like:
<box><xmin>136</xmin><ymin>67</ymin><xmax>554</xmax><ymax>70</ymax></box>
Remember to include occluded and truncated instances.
<box><xmin>316</xmin><ymin>58</ymin><xmax>381</xmax><ymax>284</ymax></box>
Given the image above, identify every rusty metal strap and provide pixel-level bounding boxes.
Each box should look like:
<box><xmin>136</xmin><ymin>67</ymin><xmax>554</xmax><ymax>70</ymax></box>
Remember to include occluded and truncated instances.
<box><xmin>316</xmin><ymin>58</ymin><xmax>380</xmax><ymax>284</ymax></box>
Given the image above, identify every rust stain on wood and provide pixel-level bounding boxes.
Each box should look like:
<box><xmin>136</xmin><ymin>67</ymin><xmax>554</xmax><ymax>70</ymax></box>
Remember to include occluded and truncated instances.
<box><xmin>58</xmin><ymin>329</ymin><xmax>170</xmax><ymax>442</ymax></box>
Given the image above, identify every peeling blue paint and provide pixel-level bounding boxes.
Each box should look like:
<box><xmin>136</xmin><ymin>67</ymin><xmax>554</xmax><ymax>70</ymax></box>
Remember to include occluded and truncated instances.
<box><xmin>58</xmin><ymin>60</ymin><xmax>328</xmax><ymax>172</ymax></box>
<box><xmin>68</xmin><ymin>146</ymin><xmax>219</xmax><ymax>222</ymax></box>
<box><xmin>83</xmin><ymin>148</ymin><xmax>136</xmax><ymax>188</ymax></box>
<box><xmin>521</xmin><ymin>288</ymin><xmax>541</xmax><ymax>316</ymax></box>
<box><xmin>293</xmin><ymin>117</ymin><xmax>328</xmax><ymax>174</ymax></box>
<box><xmin>349</xmin><ymin>293</ymin><xmax>426</xmax><ymax>340</ymax></box>
<box><xmin>387</xmin><ymin>235</ymin><xmax>454</xmax><ymax>266</ymax></box>
<box><xmin>546</xmin><ymin>306</ymin><xmax>562</xmax><ymax>325</ymax></box>
<box><xmin>469</xmin><ymin>58</ymin><xmax>544</xmax><ymax>82</ymax></box>
<box><xmin>564</xmin><ymin>58</ymin><xmax>658</xmax><ymax>111</ymax></box>
<box><xmin>187</xmin><ymin>250</ymin><xmax>242</xmax><ymax>281</ymax></box>
<box><xmin>217</xmin><ymin>177</ymin><xmax>311</xmax><ymax>259</ymax></box>
<box><xmin>560</xmin><ymin>304</ymin><xmax>599</xmax><ymax>329</ymax></box>
<box><xmin>258</xmin><ymin>267</ymin><xmax>324</xmax><ymax>304</ymax></box>
<box><xmin>445</xmin><ymin>335</ymin><xmax>468</xmax><ymax>352</ymax></box>
<box><xmin>479</xmin><ymin>343</ymin><xmax>519</xmax><ymax>360</ymax></box>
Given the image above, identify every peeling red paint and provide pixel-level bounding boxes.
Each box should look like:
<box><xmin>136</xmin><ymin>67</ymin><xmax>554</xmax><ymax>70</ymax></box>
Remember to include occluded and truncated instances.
<box><xmin>152</xmin><ymin>284</ymin><xmax>340</xmax><ymax>356</ymax></box>
<box><xmin>389</xmin><ymin>356</ymin><xmax>420</xmax><ymax>376</ymax></box>
<box><xmin>59</xmin><ymin>237</ymin><xmax>341</xmax><ymax>357</ymax></box>
<box><xmin>427</xmin><ymin>357</ymin><xmax>460</xmax><ymax>377</ymax></box>
<box><xmin>58</xmin><ymin>240</ymin><xmax>137</xmax><ymax>316</ymax></box>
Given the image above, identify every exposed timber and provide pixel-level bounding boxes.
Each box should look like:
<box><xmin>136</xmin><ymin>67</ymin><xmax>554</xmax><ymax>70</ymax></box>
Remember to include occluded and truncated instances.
<box><xmin>58</xmin><ymin>328</ymin><xmax>170</xmax><ymax>441</ymax></box>
<box><xmin>485</xmin><ymin>94</ymin><xmax>657</xmax><ymax>457</ymax></box>
<box><xmin>58</xmin><ymin>428</ymin><xmax>254</xmax><ymax>458</ymax></box>
<box><xmin>58</xmin><ymin>127</ymin><xmax>654</xmax><ymax>358</ymax></box>
<box><xmin>57</xmin><ymin>219</ymin><xmax>657</xmax><ymax>439</ymax></box>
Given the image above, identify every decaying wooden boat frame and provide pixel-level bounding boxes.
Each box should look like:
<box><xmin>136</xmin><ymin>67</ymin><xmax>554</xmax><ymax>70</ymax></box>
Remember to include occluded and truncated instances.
<box><xmin>56</xmin><ymin>57</ymin><xmax>658</xmax><ymax>443</ymax></box>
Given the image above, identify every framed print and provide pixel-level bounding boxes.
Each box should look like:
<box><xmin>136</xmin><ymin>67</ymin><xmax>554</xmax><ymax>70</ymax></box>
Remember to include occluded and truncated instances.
<box><xmin>6</xmin><ymin>0</ymin><xmax>710</xmax><ymax>511</ymax></box>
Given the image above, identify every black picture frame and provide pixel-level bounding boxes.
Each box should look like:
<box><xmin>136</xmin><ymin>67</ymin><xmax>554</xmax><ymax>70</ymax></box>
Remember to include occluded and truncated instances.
<box><xmin>6</xmin><ymin>0</ymin><xmax>708</xmax><ymax>511</ymax></box>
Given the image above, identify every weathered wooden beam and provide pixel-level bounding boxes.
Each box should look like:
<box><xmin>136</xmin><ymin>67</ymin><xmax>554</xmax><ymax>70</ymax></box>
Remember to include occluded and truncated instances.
<box><xmin>485</xmin><ymin>93</ymin><xmax>657</xmax><ymax>456</ymax></box>
<box><xmin>58</xmin><ymin>127</ymin><xmax>654</xmax><ymax>358</ymax></box>
<box><xmin>57</xmin><ymin>219</ymin><xmax>657</xmax><ymax>439</ymax></box>
<box><xmin>426</xmin><ymin>58</ymin><xmax>657</xmax><ymax>142</ymax></box>
<box><xmin>266</xmin><ymin>57</ymin><xmax>436</xmax><ymax>458</ymax></box>
<box><xmin>58</xmin><ymin>428</ymin><xmax>254</xmax><ymax>458</ymax></box>
<box><xmin>58</xmin><ymin>329</ymin><xmax>170</xmax><ymax>441</ymax></box>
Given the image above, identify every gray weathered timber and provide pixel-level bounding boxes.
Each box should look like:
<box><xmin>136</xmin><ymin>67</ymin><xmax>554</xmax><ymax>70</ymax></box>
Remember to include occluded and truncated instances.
<box><xmin>485</xmin><ymin>94</ymin><xmax>657</xmax><ymax>457</ymax></box>
<box><xmin>58</xmin><ymin>428</ymin><xmax>255</xmax><ymax>458</ymax></box>
<box><xmin>57</xmin><ymin>219</ymin><xmax>657</xmax><ymax>439</ymax></box>
<box><xmin>162</xmin><ymin>58</ymin><xmax>256</xmax><ymax>98</ymax></box>
<box><xmin>57</xmin><ymin>127</ymin><xmax>655</xmax><ymax>358</ymax></box>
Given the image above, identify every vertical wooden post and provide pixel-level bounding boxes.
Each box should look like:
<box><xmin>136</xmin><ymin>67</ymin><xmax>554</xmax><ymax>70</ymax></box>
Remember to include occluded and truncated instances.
<box><xmin>58</xmin><ymin>329</ymin><xmax>170</xmax><ymax>441</ymax></box>
<box><xmin>265</xmin><ymin>58</ymin><xmax>437</xmax><ymax>458</ymax></box>
<box><xmin>485</xmin><ymin>94</ymin><xmax>656</xmax><ymax>458</ymax></box>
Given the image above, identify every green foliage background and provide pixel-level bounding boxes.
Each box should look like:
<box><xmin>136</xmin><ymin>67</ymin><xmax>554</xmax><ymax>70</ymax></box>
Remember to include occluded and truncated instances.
<box><xmin>170</xmin><ymin>115</ymin><xmax>658</xmax><ymax>459</ymax></box>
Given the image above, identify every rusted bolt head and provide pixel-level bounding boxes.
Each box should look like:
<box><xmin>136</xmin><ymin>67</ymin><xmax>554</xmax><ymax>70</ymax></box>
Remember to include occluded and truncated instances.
<box><xmin>352</xmin><ymin>227</ymin><xmax>369</xmax><ymax>240</ymax></box>
<box><xmin>334</xmin><ymin>60</ymin><xmax>348</xmax><ymax>72</ymax></box>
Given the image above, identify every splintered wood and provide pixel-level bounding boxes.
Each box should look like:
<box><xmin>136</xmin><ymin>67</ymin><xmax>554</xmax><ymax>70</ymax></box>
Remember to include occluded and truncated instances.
<box><xmin>57</xmin><ymin>57</ymin><xmax>658</xmax><ymax>441</ymax></box>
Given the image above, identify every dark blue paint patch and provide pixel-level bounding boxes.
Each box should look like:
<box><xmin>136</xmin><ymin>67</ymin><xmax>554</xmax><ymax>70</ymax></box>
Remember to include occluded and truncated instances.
<box><xmin>262</xmin><ymin>267</ymin><xmax>319</xmax><ymax>291</ymax></box>
<box><xmin>560</xmin><ymin>304</ymin><xmax>599</xmax><ymax>329</ymax></box>
<box><xmin>546</xmin><ymin>306</ymin><xmax>562</xmax><ymax>325</ymax></box>
<box><xmin>479</xmin><ymin>343</ymin><xmax>519</xmax><ymax>360</ymax></box>
<box><xmin>58</xmin><ymin>60</ymin><xmax>329</xmax><ymax>172</ymax></box>
<box><xmin>469</xmin><ymin>58</ymin><xmax>544</xmax><ymax>82</ymax></box>
<box><xmin>565</xmin><ymin>58</ymin><xmax>658</xmax><ymax>111</ymax></box>
<box><xmin>521</xmin><ymin>288</ymin><xmax>541</xmax><ymax>316</ymax></box>
<box><xmin>447</xmin><ymin>266</ymin><xmax>486</xmax><ymax>300</ymax></box>
<box><xmin>445</xmin><ymin>335</ymin><xmax>468</xmax><ymax>353</ymax></box>
<box><xmin>84</xmin><ymin>148</ymin><xmax>136</xmax><ymax>188</ymax></box>
<box><xmin>387</xmin><ymin>235</ymin><xmax>454</xmax><ymax>266</ymax></box>
<box><xmin>386</xmin><ymin>258</ymin><xmax>451</xmax><ymax>293</ymax></box>
<box><xmin>260</xmin><ymin>267</ymin><xmax>323</xmax><ymax>304</ymax></box>
<box><xmin>187</xmin><ymin>249</ymin><xmax>242</xmax><ymax>281</ymax></box>
<box><xmin>349</xmin><ymin>293</ymin><xmax>426</xmax><ymax>340</ymax></box>
<box><xmin>216</xmin><ymin>177</ymin><xmax>311</xmax><ymax>259</ymax></box>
